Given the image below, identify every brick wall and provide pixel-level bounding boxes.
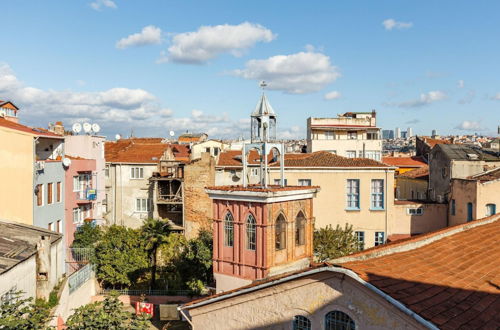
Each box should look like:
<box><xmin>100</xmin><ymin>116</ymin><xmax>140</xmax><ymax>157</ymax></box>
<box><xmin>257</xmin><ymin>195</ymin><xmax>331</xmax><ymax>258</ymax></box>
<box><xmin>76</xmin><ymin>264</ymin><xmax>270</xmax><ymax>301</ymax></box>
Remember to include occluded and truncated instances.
<box><xmin>184</xmin><ymin>153</ymin><xmax>216</xmax><ymax>239</ymax></box>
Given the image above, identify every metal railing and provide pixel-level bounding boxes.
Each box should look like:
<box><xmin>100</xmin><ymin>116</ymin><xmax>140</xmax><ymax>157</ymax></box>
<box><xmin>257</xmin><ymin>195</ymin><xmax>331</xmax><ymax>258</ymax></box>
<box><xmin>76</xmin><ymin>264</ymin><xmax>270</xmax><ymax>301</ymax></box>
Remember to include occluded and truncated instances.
<box><xmin>68</xmin><ymin>263</ymin><xmax>93</xmax><ymax>294</ymax></box>
<box><xmin>97</xmin><ymin>289</ymin><xmax>191</xmax><ymax>296</ymax></box>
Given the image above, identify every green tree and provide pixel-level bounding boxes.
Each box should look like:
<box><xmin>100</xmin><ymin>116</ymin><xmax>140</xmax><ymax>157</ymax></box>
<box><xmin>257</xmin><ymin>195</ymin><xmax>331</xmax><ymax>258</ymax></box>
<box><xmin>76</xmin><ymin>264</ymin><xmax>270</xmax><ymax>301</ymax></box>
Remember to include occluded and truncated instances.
<box><xmin>178</xmin><ymin>229</ymin><xmax>214</xmax><ymax>288</ymax></box>
<box><xmin>313</xmin><ymin>224</ymin><xmax>360</xmax><ymax>262</ymax></box>
<box><xmin>71</xmin><ymin>222</ymin><xmax>102</xmax><ymax>249</ymax></box>
<box><xmin>0</xmin><ymin>291</ymin><xmax>52</xmax><ymax>330</ymax></box>
<box><xmin>65</xmin><ymin>293</ymin><xmax>149</xmax><ymax>330</ymax></box>
<box><xmin>92</xmin><ymin>225</ymin><xmax>149</xmax><ymax>288</ymax></box>
<box><xmin>140</xmin><ymin>218</ymin><xmax>171</xmax><ymax>289</ymax></box>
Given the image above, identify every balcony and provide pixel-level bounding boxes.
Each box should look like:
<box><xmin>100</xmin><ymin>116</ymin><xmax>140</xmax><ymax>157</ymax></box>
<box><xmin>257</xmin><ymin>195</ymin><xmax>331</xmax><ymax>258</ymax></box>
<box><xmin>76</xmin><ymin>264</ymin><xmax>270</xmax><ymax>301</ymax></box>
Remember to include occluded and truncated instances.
<box><xmin>75</xmin><ymin>188</ymin><xmax>97</xmax><ymax>202</ymax></box>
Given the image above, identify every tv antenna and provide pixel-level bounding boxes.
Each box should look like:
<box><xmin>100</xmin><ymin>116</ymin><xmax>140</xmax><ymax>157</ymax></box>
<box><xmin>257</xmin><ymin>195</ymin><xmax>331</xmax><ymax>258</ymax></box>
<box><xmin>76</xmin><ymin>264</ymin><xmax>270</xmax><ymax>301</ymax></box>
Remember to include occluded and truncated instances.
<box><xmin>91</xmin><ymin>123</ymin><xmax>101</xmax><ymax>134</ymax></box>
<box><xmin>72</xmin><ymin>123</ymin><xmax>82</xmax><ymax>134</ymax></box>
<box><xmin>83</xmin><ymin>122</ymin><xmax>92</xmax><ymax>134</ymax></box>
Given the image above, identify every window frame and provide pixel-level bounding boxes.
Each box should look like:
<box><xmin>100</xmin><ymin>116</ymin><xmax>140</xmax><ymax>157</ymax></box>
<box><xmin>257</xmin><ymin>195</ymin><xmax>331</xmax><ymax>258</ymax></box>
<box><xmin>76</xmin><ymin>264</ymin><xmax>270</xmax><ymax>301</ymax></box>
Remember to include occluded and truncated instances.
<box><xmin>345</xmin><ymin>150</ymin><xmax>356</xmax><ymax>158</ymax></box>
<box><xmin>56</xmin><ymin>182</ymin><xmax>61</xmax><ymax>203</ymax></box>
<box><xmin>467</xmin><ymin>202</ymin><xmax>473</xmax><ymax>222</ymax></box>
<box><xmin>486</xmin><ymin>203</ymin><xmax>496</xmax><ymax>217</ymax></box>
<box><xmin>47</xmin><ymin>182</ymin><xmax>53</xmax><ymax>205</ymax></box>
<box><xmin>298</xmin><ymin>179</ymin><xmax>312</xmax><ymax>186</ymax></box>
<box><xmin>347</xmin><ymin>131</ymin><xmax>358</xmax><ymax>140</ymax></box>
<box><xmin>407</xmin><ymin>207</ymin><xmax>424</xmax><ymax>216</ymax></box>
<box><xmin>224</xmin><ymin>212</ymin><xmax>234</xmax><ymax>247</ymax></box>
<box><xmin>275</xmin><ymin>214</ymin><xmax>287</xmax><ymax>251</ymax></box>
<box><xmin>246</xmin><ymin>214</ymin><xmax>256</xmax><ymax>251</ymax></box>
<box><xmin>273</xmin><ymin>178</ymin><xmax>288</xmax><ymax>186</ymax></box>
<box><xmin>36</xmin><ymin>184</ymin><xmax>44</xmax><ymax>206</ymax></box>
<box><xmin>355</xmin><ymin>231</ymin><xmax>365</xmax><ymax>250</ymax></box>
<box><xmin>451</xmin><ymin>199</ymin><xmax>456</xmax><ymax>215</ymax></box>
<box><xmin>135</xmin><ymin>198</ymin><xmax>150</xmax><ymax>213</ymax></box>
<box><xmin>370</xmin><ymin>179</ymin><xmax>384</xmax><ymax>210</ymax></box>
<box><xmin>346</xmin><ymin>179</ymin><xmax>360</xmax><ymax>210</ymax></box>
<box><xmin>374</xmin><ymin>231</ymin><xmax>385</xmax><ymax>246</ymax></box>
<box><xmin>293</xmin><ymin>315</ymin><xmax>312</xmax><ymax>330</ymax></box>
<box><xmin>130</xmin><ymin>167</ymin><xmax>145</xmax><ymax>179</ymax></box>
<box><xmin>325</xmin><ymin>310</ymin><xmax>356</xmax><ymax>330</ymax></box>
<box><xmin>295</xmin><ymin>211</ymin><xmax>306</xmax><ymax>246</ymax></box>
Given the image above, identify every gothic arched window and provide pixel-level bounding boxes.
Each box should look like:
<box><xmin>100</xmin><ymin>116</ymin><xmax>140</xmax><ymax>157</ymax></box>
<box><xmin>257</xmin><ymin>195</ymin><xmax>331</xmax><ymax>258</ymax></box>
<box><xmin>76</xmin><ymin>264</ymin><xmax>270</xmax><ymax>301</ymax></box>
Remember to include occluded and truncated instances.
<box><xmin>275</xmin><ymin>214</ymin><xmax>286</xmax><ymax>250</ymax></box>
<box><xmin>246</xmin><ymin>214</ymin><xmax>256</xmax><ymax>251</ymax></box>
<box><xmin>295</xmin><ymin>211</ymin><xmax>306</xmax><ymax>246</ymax></box>
<box><xmin>224</xmin><ymin>212</ymin><xmax>234</xmax><ymax>247</ymax></box>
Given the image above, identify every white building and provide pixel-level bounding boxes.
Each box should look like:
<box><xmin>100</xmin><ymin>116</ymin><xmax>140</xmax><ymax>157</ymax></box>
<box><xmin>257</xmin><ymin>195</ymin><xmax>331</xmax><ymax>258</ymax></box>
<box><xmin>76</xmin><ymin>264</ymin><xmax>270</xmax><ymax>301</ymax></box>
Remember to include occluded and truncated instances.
<box><xmin>395</xmin><ymin>127</ymin><xmax>401</xmax><ymax>139</ymax></box>
<box><xmin>307</xmin><ymin>111</ymin><xmax>382</xmax><ymax>161</ymax></box>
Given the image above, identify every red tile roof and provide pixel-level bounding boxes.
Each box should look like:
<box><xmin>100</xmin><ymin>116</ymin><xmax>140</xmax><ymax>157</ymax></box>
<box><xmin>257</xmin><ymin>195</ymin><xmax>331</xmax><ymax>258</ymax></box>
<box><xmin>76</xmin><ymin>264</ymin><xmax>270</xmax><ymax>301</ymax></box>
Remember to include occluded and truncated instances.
<box><xmin>206</xmin><ymin>184</ymin><xmax>320</xmax><ymax>193</ymax></box>
<box><xmin>336</xmin><ymin>215</ymin><xmax>500</xmax><ymax>329</ymax></box>
<box><xmin>382</xmin><ymin>156</ymin><xmax>427</xmax><ymax>167</ymax></box>
<box><xmin>217</xmin><ymin>150</ymin><xmax>389</xmax><ymax>168</ymax></box>
<box><xmin>105</xmin><ymin>138</ymin><xmax>190</xmax><ymax>163</ymax></box>
<box><xmin>421</xmin><ymin>136</ymin><xmax>452</xmax><ymax>148</ymax></box>
<box><xmin>0</xmin><ymin>118</ymin><xmax>61</xmax><ymax>138</ymax></box>
<box><xmin>469</xmin><ymin>167</ymin><xmax>500</xmax><ymax>182</ymax></box>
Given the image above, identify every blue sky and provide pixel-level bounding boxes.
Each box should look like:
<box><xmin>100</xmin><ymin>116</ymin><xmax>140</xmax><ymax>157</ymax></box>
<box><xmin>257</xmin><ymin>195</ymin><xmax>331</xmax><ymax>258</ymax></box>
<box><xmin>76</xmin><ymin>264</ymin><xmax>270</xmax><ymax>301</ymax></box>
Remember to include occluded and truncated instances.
<box><xmin>1</xmin><ymin>0</ymin><xmax>499</xmax><ymax>138</ymax></box>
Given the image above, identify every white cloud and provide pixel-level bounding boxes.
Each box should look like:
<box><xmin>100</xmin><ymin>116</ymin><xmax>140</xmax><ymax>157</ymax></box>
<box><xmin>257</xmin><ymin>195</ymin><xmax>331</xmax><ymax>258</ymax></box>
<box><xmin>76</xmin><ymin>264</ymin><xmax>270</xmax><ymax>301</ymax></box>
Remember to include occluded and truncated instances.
<box><xmin>90</xmin><ymin>0</ymin><xmax>116</xmax><ymax>10</ymax></box>
<box><xmin>233</xmin><ymin>51</ymin><xmax>340</xmax><ymax>94</ymax></box>
<box><xmin>455</xmin><ymin>120</ymin><xmax>484</xmax><ymax>131</ymax></box>
<box><xmin>116</xmin><ymin>26</ymin><xmax>162</xmax><ymax>49</ymax></box>
<box><xmin>457</xmin><ymin>80</ymin><xmax>464</xmax><ymax>88</ymax></box>
<box><xmin>382</xmin><ymin>19</ymin><xmax>413</xmax><ymax>31</ymax></box>
<box><xmin>388</xmin><ymin>90</ymin><xmax>447</xmax><ymax>108</ymax></box>
<box><xmin>162</xmin><ymin>22</ymin><xmax>276</xmax><ymax>64</ymax></box>
<box><xmin>324</xmin><ymin>91</ymin><xmax>341</xmax><ymax>100</ymax></box>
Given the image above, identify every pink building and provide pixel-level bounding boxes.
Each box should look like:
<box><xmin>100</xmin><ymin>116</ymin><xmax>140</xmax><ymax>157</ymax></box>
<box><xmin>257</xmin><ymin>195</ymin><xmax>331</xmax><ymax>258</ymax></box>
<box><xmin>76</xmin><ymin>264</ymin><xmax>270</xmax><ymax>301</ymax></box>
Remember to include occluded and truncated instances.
<box><xmin>63</xmin><ymin>156</ymin><xmax>96</xmax><ymax>248</ymax></box>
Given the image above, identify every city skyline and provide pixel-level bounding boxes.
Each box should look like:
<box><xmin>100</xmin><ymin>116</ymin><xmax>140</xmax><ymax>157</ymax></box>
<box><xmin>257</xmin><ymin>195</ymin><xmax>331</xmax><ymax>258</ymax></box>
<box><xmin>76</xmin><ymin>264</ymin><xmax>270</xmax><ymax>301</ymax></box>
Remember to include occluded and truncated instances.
<box><xmin>1</xmin><ymin>0</ymin><xmax>500</xmax><ymax>138</ymax></box>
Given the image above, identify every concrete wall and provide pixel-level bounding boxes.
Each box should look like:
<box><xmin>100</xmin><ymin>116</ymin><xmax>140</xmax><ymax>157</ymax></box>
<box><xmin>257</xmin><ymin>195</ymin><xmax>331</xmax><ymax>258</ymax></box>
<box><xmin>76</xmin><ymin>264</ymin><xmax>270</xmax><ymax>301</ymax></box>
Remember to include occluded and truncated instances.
<box><xmin>391</xmin><ymin>202</ymin><xmax>447</xmax><ymax>235</ymax></box>
<box><xmin>449</xmin><ymin>178</ymin><xmax>500</xmax><ymax>226</ymax></box>
<box><xmin>105</xmin><ymin>163</ymin><xmax>156</xmax><ymax>228</ymax></box>
<box><xmin>184</xmin><ymin>153</ymin><xmax>215</xmax><ymax>239</ymax></box>
<box><xmin>0</xmin><ymin>127</ymin><xmax>34</xmax><ymax>225</ymax></box>
<box><xmin>308</xmin><ymin>137</ymin><xmax>382</xmax><ymax>159</ymax></box>
<box><xmin>190</xmin><ymin>140</ymin><xmax>228</xmax><ymax>160</ymax></box>
<box><xmin>65</xmin><ymin>135</ymin><xmax>106</xmax><ymax>218</ymax></box>
<box><xmin>216</xmin><ymin>167</ymin><xmax>395</xmax><ymax>249</ymax></box>
<box><xmin>188</xmin><ymin>271</ymin><xmax>423</xmax><ymax>330</ymax></box>
<box><xmin>34</xmin><ymin>161</ymin><xmax>65</xmax><ymax>233</ymax></box>
<box><xmin>0</xmin><ymin>257</ymin><xmax>37</xmax><ymax>300</ymax></box>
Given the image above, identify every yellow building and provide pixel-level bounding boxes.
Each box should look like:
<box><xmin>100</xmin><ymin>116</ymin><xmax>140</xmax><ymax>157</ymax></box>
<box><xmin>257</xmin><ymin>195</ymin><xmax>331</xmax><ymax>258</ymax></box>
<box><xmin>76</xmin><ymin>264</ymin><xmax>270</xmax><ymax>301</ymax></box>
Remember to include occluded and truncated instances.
<box><xmin>216</xmin><ymin>151</ymin><xmax>396</xmax><ymax>249</ymax></box>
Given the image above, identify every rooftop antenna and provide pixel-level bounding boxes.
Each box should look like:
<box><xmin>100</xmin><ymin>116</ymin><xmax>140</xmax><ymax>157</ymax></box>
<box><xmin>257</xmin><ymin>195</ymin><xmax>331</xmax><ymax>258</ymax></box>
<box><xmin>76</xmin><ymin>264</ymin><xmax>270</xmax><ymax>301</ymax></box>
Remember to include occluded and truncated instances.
<box><xmin>72</xmin><ymin>123</ymin><xmax>82</xmax><ymax>134</ymax></box>
<box><xmin>260</xmin><ymin>80</ymin><xmax>267</xmax><ymax>91</ymax></box>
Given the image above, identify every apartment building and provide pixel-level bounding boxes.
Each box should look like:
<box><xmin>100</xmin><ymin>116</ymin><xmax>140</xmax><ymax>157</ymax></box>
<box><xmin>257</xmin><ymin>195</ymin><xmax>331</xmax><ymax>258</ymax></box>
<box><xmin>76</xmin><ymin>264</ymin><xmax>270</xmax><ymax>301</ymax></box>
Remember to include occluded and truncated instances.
<box><xmin>429</xmin><ymin>144</ymin><xmax>500</xmax><ymax>203</ymax></box>
<box><xmin>306</xmin><ymin>111</ymin><xmax>382</xmax><ymax>161</ymax></box>
<box><xmin>189</xmin><ymin>139</ymin><xmax>228</xmax><ymax>161</ymax></box>
<box><xmin>449</xmin><ymin>167</ymin><xmax>500</xmax><ymax>225</ymax></box>
<box><xmin>216</xmin><ymin>150</ymin><xmax>395</xmax><ymax>249</ymax></box>
<box><xmin>0</xmin><ymin>103</ymin><xmax>65</xmax><ymax>235</ymax></box>
<box><xmin>104</xmin><ymin>138</ymin><xmax>189</xmax><ymax>229</ymax></box>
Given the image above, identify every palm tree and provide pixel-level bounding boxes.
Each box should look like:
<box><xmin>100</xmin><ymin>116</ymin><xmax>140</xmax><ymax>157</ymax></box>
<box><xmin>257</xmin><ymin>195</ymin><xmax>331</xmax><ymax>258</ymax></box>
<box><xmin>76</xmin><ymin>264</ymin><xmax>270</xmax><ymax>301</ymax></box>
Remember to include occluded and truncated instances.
<box><xmin>141</xmin><ymin>218</ymin><xmax>171</xmax><ymax>289</ymax></box>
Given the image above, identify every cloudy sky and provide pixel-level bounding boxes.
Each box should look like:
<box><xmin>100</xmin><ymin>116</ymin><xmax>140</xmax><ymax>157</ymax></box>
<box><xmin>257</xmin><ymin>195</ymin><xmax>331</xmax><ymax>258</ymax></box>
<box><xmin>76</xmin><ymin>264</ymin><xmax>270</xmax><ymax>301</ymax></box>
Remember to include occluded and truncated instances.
<box><xmin>1</xmin><ymin>1</ymin><xmax>499</xmax><ymax>138</ymax></box>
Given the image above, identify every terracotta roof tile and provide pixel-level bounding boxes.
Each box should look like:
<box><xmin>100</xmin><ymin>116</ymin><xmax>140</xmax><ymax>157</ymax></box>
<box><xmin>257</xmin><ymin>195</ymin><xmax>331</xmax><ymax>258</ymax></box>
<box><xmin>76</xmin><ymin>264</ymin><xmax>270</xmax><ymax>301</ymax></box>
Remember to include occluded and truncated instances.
<box><xmin>217</xmin><ymin>150</ymin><xmax>389</xmax><ymax>168</ymax></box>
<box><xmin>421</xmin><ymin>136</ymin><xmax>452</xmax><ymax>148</ymax></box>
<box><xmin>469</xmin><ymin>167</ymin><xmax>500</xmax><ymax>182</ymax></box>
<box><xmin>337</xmin><ymin>215</ymin><xmax>500</xmax><ymax>329</ymax></box>
<box><xmin>382</xmin><ymin>156</ymin><xmax>427</xmax><ymax>167</ymax></box>
<box><xmin>0</xmin><ymin>118</ymin><xmax>61</xmax><ymax>138</ymax></box>
<box><xmin>205</xmin><ymin>184</ymin><xmax>320</xmax><ymax>193</ymax></box>
<box><xmin>105</xmin><ymin>138</ymin><xmax>190</xmax><ymax>163</ymax></box>
<box><xmin>398</xmin><ymin>166</ymin><xmax>429</xmax><ymax>179</ymax></box>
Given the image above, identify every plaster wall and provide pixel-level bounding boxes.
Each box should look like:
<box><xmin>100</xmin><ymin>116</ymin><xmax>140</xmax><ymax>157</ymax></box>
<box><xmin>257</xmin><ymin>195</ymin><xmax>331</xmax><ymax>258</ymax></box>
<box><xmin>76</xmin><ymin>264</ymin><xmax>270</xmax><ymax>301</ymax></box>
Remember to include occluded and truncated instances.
<box><xmin>34</xmin><ymin>161</ymin><xmax>65</xmax><ymax>233</ymax></box>
<box><xmin>188</xmin><ymin>271</ymin><xmax>423</xmax><ymax>330</ymax></box>
<box><xmin>0</xmin><ymin>257</ymin><xmax>36</xmax><ymax>300</ymax></box>
<box><xmin>308</xmin><ymin>138</ymin><xmax>382</xmax><ymax>158</ymax></box>
<box><xmin>64</xmin><ymin>158</ymin><xmax>96</xmax><ymax>248</ymax></box>
<box><xmin>190</xmin><ymin>140</ymin><xmax>228</xmax><ymax>160</ymax></box>
<box><xmin>0</xmin><ymin>127</ymin><xmax>34</xmax><ymax>225</ymax></box>
<box><xmin>105</xmin><ymin>163</ymin><xmax>156</xmax><ymax>228</ymax></box>
<box><xmin>391</xmin><ymin>203</ymin><xmax>447</xmax><ymax>235</ymax></box>
<box><xmin>65</xmin><ymin>135</ymin><xmax>106</xmax><ymax>218</ymax></box>
<box><xmin>396</xmin><ymin>177</ymin><xmax>428</xmax><ymax>200</ymax></box>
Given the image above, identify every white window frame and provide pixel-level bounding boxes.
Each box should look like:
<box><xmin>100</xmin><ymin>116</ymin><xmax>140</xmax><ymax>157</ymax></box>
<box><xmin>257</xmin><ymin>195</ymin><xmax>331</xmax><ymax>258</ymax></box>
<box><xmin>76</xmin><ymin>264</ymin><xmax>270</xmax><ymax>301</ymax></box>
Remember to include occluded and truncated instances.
<box><xmin>73</xmin><ymin>207</ymin><xmax>82</xmax><ymax>224</ymax></box>
<box><xmin>298</xmin><ymin>179</ymin><xmax>312</xmax><ymax>186</ymax></box>
<box><xmin>130</xmin><ymin>167</ymin><xmax>145</xmax><ymax>179</ymax></box>
<box><xmin>346</xmin><ymin>150</ymin><xmax>356</xmax><ymax>158</ymax></box>
<box><xmin>374</xmin><ymin>231</ymin><xmax>385</xmax><ymax>246</ymax></box>
<box><xmin>274</xmin><ymin>178</ymin><xmax>288</xmax><ymax>186</ymax></box>
<box><xmin>346</xmin><ymin>179</ymin><xmax>360</xmax><ymax>210</ymax></box>
<box><xmin>56</xmin><ymin>181</ymin><xmax>62</xmax><ymax>203</ymax></box>
<box><xmin>324</xmin><ymin>131</ymin><xmax>334</xmax><ymax>140</ymax></box>
<box><xmin>370</xmin><ymin>179</ymin><xmax>384</xmax><ymax>210</ymax></box>
<box><xmin>347</xmin><ymin>131</ymin><xmax>358</xmax><ymax>140</ymax></box>
<box><xmin>135</xmin><ymin>198</ymin><xmax>150</xmax><ymax>212</ymax></box>
<box><xmin>355</xmin><ymin>231</ymin><xmax>365</xmax><ymax>250</ymax></box>
<box><xmin>251</xmin><ymin>168</ymin><xmax>259</xmax><ymax>177</ymax></box>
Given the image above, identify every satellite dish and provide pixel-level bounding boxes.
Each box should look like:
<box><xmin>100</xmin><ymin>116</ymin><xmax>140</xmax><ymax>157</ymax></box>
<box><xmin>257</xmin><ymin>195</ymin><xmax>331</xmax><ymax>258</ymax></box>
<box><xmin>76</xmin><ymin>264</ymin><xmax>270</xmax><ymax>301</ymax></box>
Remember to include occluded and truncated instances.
<box><xmin>72</xmin><ymin>123</ymin><xmax>82</xmax><ymax>134</ymax></box>
<box><xmin>83</xmin><ymin>122</ymin><xmax>92</xmax><ymax>133</ymax></box>
<box><xmin>91</xmin><ymin>123</ymin><xmax>101</xmax><ymax>134</ymax></box>
<box><xmin>169</xmin><ymin>130</ymin><xmax>175</xmax><ymax>137</ymax></box>
<box><xmin>62</xmin><ymin>157</ymin><xmax>72</xmax><ymax>168</ymax></box>
<box><xmin>115</xmin><ymin>134</ymin><xmax>121</xmax><ymax>140</ymax></box>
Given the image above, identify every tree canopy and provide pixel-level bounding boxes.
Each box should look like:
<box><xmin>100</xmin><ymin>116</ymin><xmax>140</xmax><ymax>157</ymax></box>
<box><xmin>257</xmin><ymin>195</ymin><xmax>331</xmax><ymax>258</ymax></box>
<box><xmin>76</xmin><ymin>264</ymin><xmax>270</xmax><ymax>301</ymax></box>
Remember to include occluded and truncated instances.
<box><xmin>313</xmin><ymin>224</ymin><xmax>360</xmax><ymax>262</ymax></box>
<box><xmin>71</xmin><ymin>222</ymin><xmax>102</xmax><ymax>249</ymax></box>
<box><xmin>0</xmin><ymin>292</ymin><xmax>51</xmax><ymax>330</ymax></box>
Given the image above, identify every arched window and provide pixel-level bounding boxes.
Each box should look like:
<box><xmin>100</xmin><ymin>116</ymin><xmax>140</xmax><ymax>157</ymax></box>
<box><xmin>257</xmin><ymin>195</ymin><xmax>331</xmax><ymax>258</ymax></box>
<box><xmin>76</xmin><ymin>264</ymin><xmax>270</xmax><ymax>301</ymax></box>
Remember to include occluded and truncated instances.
<box><xmin>246</xmin><ymin>214</ymin><xmax>256</xmax><ymax>250</ymax></box>
<box><xmin>325</xmin><ymin>311</ymin><xmax>355</xmax><ymax>330</ymax></box>
<box><xmin>224</xmin><ymin>212</ymin><xmax>234</xmax><ymax>247</ymax></box>
<box><xmin>295</xmin><ymin>211</ymin><xmax>306</xmax><ymax>246</ymax></box>
<box><xmin>293</xmin><ymin>315</ymin><xmax>311</xmax><ymax>330</ymax></box>
<box><xmin>275</xmin><ymin>214</ymin><xmax>286</xmax><ymax>250</ymax></box>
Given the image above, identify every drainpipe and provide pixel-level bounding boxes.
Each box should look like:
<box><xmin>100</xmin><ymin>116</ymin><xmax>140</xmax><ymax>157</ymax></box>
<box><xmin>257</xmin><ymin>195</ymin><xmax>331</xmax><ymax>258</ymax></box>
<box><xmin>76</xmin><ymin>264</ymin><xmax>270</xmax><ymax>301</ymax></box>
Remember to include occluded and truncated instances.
<box><xmin>385</xmin><ymin>169</ymin><xmax>389</xmax><ymax>243</ymax></box>
<box><xmin>178</xmin><ymin>308</ymin><xmax>193</xmax><ymax>327</ymax></box>
<box><xmin>33</xmin><ymin>137</ymin><xmax>39</xmax><ymax>225</ymax></box>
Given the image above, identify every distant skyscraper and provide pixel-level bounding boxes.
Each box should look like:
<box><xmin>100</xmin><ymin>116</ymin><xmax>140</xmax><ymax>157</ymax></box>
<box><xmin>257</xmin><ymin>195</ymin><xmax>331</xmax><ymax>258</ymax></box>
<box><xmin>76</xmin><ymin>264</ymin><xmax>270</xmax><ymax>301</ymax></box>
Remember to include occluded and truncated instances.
<box><xmin>395</xmin><ymin>127</ymin><xmax>401</xmax><ymax>139</ymax></box>
<box><xmin>431</xmin><ymin>129</ymin><xmax>437</xmax><ymax>138</ymax></box>
<box><xmin>382</xmin><ymin>129</ymin><xmax>394</xmax><ymax>139</ymax></box>
<box><xmin>407</xmin><ymin>127</ymin><xmax>413</xmax><ymax>138</ymax></box>
<box><xmin>401</xmin><ymin>131</ymin><xmax>407</xmax><ymax>139</ymax></box>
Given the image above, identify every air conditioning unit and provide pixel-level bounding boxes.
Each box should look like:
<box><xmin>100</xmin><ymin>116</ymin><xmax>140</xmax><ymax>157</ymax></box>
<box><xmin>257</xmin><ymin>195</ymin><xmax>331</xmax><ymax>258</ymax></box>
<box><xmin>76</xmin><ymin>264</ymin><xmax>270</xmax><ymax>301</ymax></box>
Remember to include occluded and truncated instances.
<box><xmin>35</xmin><ymin>161</ymin><xmax>45</xmax><ymax>171</ymax></box>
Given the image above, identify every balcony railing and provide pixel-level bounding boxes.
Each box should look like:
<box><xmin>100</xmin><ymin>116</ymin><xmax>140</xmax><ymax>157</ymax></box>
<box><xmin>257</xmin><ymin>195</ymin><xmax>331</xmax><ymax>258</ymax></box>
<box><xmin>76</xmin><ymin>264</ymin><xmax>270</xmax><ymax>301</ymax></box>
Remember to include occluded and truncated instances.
<box><xmin>75</xmin><ymin>188</ymin><xmax>97</xmax><ymax>201</ymax></box>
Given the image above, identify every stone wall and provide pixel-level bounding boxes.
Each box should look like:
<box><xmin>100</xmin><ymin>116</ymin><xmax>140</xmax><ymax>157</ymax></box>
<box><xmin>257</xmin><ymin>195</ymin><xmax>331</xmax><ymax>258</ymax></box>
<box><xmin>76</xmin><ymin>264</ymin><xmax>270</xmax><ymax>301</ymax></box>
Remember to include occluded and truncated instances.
<box><xmin>184</xmin><ymin>153</ymin><xmax>216</xmax><ymax>239</ymax></box>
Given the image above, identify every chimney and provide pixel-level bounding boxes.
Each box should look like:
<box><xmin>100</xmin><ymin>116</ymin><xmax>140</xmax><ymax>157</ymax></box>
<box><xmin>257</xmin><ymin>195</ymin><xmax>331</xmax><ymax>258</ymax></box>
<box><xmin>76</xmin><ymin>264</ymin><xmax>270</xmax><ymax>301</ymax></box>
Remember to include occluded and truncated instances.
<box><xmin>36</xmin><ymin>235</ymin><xmax>51</xmax><ymax>300</ymax></box>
